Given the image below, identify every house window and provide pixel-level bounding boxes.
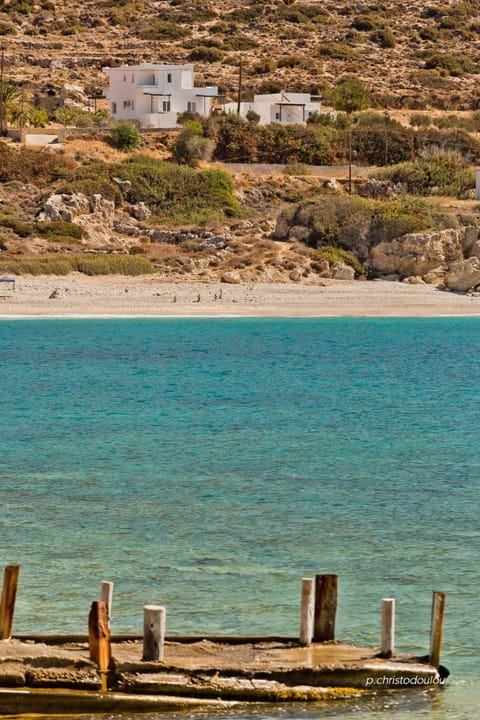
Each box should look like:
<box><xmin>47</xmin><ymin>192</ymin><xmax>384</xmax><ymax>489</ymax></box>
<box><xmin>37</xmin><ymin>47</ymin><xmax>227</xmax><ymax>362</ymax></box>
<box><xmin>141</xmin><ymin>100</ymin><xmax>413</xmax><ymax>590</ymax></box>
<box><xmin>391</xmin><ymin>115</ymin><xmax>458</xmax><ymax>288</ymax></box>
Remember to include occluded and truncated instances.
<box><xmin>123</xmin><ymin>100</ymin><xmax>131</xmax><ymax>108</ymax></box>
<box><xmin>167</xmin><ymin>73</ymin><xmax>172</xmax><ymax>83</ymax></box>
<box><xmin>131</xmin><ymin>73</ymin><xmax>134</xmax><ymax>83</ymax></box>
<box><xmin>275</xmin><ymin>112</ymin><xmax>280</xmax><ymax>120</ymax></box>
<box><xmin>162</xmin><ymin>100</ymin><xmax>171</xmax><ymax>112</ymax></box>
<box><xmin>131</xmin><ymin>100</ymin><xmax>134</xmax><ymax>110</ymax></box>
<box><xmin>187</xmin><ymin>101</ymin><xmax>196</xmax><ymax>113</ymax></box>
<box><xmin>123</xmin><ymin>74</ymin><xmax>126</xmax><ymax>82</ymax></box>
<box><xmin>112</xmin><ymin>102</ymin><xmax>117</xmax><ymax>114</ymax></box>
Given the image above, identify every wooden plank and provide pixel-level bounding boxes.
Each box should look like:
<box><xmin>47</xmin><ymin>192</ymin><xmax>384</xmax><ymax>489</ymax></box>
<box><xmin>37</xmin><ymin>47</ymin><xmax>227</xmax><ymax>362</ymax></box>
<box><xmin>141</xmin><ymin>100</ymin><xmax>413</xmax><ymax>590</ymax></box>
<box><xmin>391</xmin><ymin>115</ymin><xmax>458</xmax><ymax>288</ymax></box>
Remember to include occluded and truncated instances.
<box><xmin>429</xmin><ymin>591</ymin><xmax>445</xmax><ymax>668</ymax></box>
<box><xmin>300</xmin><ymin>578</ymin><xmax>314</xmax><ymax>646</ymax></box>
<box><xmin>380</xmin><ymin>598</ymin><xmax>395</xmax><ymax>658</ymax></box>
<box><xmin>313</xmin><ymin>574</ymin><xmax>338</xmax><ymax>642</ymax></box>
<box><xmin>0</xmin><ymin>565</ymin><xmax>20</xmax><ymax>640</ymax></box>
<box><xmin>143</xmin><ymin>605</ymin><xmax>166</xmax><ymax>661</ymax></box>
<box><xmin>88</xmin><ymin>600</ymin><xmax>111</xmax><ymax>692</ymax></box>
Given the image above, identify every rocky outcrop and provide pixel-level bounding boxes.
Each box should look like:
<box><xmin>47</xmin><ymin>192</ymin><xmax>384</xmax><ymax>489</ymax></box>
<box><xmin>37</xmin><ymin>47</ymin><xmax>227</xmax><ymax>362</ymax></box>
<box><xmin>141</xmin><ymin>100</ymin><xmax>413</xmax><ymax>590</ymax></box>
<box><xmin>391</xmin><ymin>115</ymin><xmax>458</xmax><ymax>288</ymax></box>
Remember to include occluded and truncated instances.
<box><xmin>37</xmin><ymin>192</ymin><xmax>115</xmax><ymax>243</ymax></box>
<box><xmin>331</xmin><ymin>262</ymin><xmax>355</xmax><ymax>280</ymax></box>
<box><xmin>369</xmin><ymin>228</ymin><xmax>465</xmax><ymax>277</ymax></box>
<box><xmin>445</xmin><ymin>258</ymin><xmax>480</xmax><ymax>292</ymax></box>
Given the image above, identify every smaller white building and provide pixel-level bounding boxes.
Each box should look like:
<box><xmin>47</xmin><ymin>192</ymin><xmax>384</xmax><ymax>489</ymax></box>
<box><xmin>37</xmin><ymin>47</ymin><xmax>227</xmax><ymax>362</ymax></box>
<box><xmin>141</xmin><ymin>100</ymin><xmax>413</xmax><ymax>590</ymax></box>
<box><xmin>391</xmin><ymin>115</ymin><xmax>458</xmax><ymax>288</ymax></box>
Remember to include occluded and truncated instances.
<box><xmin>103</xmin><ymin>63</ymin><xmax>219</xmax><ymax>129</ymax></box>
<box><xmin>224</xmin><ymin>92</ymin><xmax>322</xmax><ymax>125</ymax></box>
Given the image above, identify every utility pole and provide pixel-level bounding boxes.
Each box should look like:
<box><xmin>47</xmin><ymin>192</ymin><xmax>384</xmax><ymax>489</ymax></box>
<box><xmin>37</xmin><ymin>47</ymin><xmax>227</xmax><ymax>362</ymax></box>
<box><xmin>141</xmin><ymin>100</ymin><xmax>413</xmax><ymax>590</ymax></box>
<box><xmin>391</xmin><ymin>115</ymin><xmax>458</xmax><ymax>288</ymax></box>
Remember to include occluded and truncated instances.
<box><xmin>236</xmin><ymin>59</ymin><xmax>243</xmax><ymax>116</ymax></box>
<box><xmin>348</xmin><ymin>130</ymin><xmax>352</xmax><ymax>195</ymax></box>
<box><xmin>0</xmin><ymin>47</ymin><xmax>6</xmax><ymax>136</ymax></box>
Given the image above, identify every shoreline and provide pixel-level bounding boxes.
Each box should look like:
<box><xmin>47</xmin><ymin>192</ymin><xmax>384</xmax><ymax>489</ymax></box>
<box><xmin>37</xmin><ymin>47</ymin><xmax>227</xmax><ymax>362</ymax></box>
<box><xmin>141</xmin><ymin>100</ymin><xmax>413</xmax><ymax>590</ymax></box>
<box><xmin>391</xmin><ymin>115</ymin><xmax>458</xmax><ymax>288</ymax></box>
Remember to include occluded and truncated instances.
<box><xmin>0</xmin><ymin>275</ymin><xmax>480</xmax><ymax>318</ymax></box>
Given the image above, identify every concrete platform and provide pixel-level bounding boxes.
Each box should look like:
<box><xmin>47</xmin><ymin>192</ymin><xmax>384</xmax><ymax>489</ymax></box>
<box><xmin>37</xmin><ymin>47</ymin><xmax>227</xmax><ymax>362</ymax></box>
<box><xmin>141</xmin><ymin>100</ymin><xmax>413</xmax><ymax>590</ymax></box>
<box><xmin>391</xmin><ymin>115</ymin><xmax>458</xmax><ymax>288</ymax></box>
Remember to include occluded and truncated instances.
<box><xmin>0</xmin><ymin>636</ymin><xmax>447</xmax><ymax>713</ymax></box>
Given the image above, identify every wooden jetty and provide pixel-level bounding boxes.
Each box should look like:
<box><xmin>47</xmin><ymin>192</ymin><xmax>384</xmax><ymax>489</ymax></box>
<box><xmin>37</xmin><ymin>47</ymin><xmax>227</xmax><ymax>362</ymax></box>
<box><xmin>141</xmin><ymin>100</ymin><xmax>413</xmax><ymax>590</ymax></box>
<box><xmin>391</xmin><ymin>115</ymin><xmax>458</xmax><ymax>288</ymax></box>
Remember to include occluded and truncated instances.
<box><xmin>0</xmin><ymin>566</ymin><xmax>448</xmax><ymax>714</ymax></box>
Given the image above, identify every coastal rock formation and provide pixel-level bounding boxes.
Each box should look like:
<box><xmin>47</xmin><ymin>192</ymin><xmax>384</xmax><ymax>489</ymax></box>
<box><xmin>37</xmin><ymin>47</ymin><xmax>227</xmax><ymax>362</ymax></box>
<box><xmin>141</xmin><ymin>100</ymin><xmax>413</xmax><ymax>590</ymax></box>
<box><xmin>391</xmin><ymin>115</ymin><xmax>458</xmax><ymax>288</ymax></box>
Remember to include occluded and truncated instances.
<box><xmin>37</xmin><ymin>192</ymin><xmax>115</xmax><ymax>242</ymax></box>
<box><xmin>444</xmin><ymin>258</ymin><xmax>480</xmax><ymax>292</ymax></box>
<box><xmin>369</xmin><ymin>228</ymin><xmax>465</xmax><ymax>277</ymax></box>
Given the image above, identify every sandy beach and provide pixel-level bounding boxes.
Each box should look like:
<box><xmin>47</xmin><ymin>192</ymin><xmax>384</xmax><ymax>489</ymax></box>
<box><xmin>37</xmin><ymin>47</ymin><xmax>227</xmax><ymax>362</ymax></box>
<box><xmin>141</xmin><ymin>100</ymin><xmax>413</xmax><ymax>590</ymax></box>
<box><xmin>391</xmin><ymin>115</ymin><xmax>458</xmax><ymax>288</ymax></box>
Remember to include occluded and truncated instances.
<box><xmin>0</xmin><ymin>275</ymin><xmax>480</xmax><ymax>318</ymax></box>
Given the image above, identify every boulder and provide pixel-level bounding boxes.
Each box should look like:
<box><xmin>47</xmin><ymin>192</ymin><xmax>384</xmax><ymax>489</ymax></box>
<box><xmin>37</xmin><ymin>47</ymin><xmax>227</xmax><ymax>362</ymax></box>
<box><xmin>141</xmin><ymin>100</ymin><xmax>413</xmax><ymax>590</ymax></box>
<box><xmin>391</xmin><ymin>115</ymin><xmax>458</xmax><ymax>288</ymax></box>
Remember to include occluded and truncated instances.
<box><xmin>221</xmin><ymin>271</ymin><xmax>242</xmax><ymax>284</ymax></box>
<box><xmin>131</xmin><ymin>202</ymin><xmax>151</xmax><ymax>221</ymax></box>
<box><xmin>331</xmin><ymin>262</ymin><xmax>355</xmax><ymax>280</ymax></box>
<box><xmin>289</xmin><ymin>268</ymin><xmax>303</xmax><ymax>281</ymax></box>
<box><xmin>112</xmin><ymin>177</ymin><xmax>132</xmax><ymax>195</ymax></box>
<box><xmin>369</xmin><ymin>228</ymin><xmax>464</xmax><ymax>277</ymax></box>
<box><xmin>444</xmin><ymin>258</ymin><xmax>480</xmax><ymax>292</ymax></box>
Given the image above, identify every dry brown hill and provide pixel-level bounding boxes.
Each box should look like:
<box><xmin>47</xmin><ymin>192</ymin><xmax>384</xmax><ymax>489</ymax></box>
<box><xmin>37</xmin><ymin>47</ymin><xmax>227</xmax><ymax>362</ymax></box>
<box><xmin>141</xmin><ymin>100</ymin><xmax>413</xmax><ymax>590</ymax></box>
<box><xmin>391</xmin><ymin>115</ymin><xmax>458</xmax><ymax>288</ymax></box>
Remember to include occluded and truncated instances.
<box><xmin>1</xmin><ymin>0</ymin><xmax>480</xmax><ymax>110</ymax></box>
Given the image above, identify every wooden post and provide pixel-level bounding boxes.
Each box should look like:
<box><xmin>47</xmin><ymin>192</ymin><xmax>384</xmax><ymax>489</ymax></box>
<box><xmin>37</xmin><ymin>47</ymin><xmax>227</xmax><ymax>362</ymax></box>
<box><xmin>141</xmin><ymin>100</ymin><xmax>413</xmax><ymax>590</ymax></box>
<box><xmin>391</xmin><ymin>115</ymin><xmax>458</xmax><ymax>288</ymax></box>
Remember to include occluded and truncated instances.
<box><xmin>100</xmin><ymin>581</ymin><xmax>113</xmax><ymax>627</ymax></box>
<box><xmin>0</xmin><ymin>565</ymin><xmax>20</xmax><ymax>640</ymax></box>
<box><xmin>300</xmin><ymin>578</ymin><xmax>315</xmax><ymax>646</ymax></box>
<box><xmin>143</xmin><ymin>605</ymin><xmax>166</xmax><ymax>661</ymax></box>
<box><xmin>429</xmin><ymin>591</ymin><xmax>446</xmax><ymax>668</ymax></box>
<box><xmin>313</xmin><ymin>574</ymin><xmax>338</xmax><ymax>642</ymax></box>
<box><xmin>380</xmin><ymin>598</ymin><xmax>395</xmax><ymax>658</ymax></box>
<box><xmin>88</xmin><ymin>600</ymin><xmax>111</xmax><ymax>692</ymax></box>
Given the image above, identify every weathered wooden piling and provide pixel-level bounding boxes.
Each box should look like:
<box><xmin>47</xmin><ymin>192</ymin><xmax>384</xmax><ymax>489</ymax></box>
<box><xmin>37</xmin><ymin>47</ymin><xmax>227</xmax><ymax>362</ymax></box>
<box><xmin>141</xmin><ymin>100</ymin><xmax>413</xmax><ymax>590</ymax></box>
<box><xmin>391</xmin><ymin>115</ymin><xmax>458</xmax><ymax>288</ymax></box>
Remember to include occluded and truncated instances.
<box><xmin>143</xmin><ymin>605</ymin><xmax>166</xmax><ymax>662</ymax></box>
<box><xmin>88</xmin><ymin>600</ymin><xmax>111</xmax><ymax>692</ymax></box>
<box><xmin>300</xmin><ymin>578</ymin><xmax>315</xmax><ymax>646</ymax></box>
<box><xmin>313</xmin><ymin>574</ymin><xmax>338</xmax><ymax>642</ymax></box>
<box><xmin>429</xmin><ymin>591</ymin><xmax>445</xmax><ymax>668</ymax></box>
<box><xmin>0</xmin><ymin>565</ymin><xmax>20</xmax><ymax>640</ymax></box>
<box><xmin>100</xmin><ymin>581</ymin><xmax>114</xmax><ymax>627</ymax></box>
<box><xmin>380</xmin><ymin>598</ymin><xmax>395</xmax><ymax>658</ymax></box>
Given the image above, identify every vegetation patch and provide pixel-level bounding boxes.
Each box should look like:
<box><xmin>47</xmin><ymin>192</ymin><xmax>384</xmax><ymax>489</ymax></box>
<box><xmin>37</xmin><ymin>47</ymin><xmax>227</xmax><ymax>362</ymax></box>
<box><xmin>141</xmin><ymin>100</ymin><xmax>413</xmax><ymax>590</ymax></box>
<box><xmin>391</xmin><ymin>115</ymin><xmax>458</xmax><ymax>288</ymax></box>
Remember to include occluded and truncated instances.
<box><xmin>0</xmin><ymin>254</ymin><xmax>155</xmax><ymax>276</ymax></box>
<box><xmin>373</xmin><ymin>152</ymin><xmax>476</xmax><ymax>197</ymax></box>
<box><xmin>110</xmin><ymin>156</ymin><xmax>241</xmax><ymax>224</ymax></box>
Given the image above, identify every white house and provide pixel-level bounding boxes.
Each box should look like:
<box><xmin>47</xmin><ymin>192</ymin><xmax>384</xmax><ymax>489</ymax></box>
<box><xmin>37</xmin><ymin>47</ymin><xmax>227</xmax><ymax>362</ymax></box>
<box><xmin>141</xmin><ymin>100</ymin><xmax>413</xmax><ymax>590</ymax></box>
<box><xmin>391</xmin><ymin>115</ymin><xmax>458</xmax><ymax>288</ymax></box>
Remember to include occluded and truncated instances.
<box><xmin>103</xmin><ymin>63</ymin><xmax>219</xmax><ymax>128</ymax></box>
<box><xmin>224</xmin><ymin>92</ymin><xmax>323</xmax><ymax>126</ymax></box>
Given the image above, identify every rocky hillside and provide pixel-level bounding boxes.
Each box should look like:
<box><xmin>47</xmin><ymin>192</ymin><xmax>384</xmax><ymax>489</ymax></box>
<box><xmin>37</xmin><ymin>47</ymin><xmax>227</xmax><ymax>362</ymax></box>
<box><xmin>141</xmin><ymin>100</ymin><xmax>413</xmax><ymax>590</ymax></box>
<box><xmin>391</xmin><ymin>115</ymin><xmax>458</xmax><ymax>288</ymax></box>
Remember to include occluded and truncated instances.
<box><xmin>1</xmin><ymin>0</ymin><xmax>479</xmax><ymax>110</ymax></box>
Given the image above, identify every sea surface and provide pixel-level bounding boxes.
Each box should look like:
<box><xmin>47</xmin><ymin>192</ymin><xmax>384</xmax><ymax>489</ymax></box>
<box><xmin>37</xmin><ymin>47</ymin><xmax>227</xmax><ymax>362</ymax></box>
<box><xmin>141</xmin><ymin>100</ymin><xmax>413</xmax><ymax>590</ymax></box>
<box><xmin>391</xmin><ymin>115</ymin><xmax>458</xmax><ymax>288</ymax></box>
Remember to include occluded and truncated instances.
<box><xmin>0</xmin><ymin>317</ymin><xmax>478</xmax><ymax>720</ymax></box>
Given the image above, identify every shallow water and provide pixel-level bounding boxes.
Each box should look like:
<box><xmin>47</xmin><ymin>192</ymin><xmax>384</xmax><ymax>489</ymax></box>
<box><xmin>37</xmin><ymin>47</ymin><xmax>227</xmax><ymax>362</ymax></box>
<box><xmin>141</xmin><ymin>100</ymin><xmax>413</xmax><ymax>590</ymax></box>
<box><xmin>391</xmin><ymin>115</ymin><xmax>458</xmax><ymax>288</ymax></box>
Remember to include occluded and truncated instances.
<box><xmin>0</xmin><ymin>317</ymin><xmax>479</xmax><ymax>718</ymax></box>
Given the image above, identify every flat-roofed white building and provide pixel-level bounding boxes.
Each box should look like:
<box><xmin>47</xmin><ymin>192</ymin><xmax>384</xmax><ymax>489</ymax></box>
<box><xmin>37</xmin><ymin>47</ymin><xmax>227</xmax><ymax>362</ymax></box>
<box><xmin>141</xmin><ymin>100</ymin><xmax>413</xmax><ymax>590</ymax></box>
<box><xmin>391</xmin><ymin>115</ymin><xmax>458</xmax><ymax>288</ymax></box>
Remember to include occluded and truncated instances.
<box><xmin>225</xmin><ymin>92</ymin><xmax>322</xmax><ymax>125</ymax></box>
<box><xmin>103</xmin><ymin>63</ymin><xmax>219</xmax><ymax>128</ymax></box>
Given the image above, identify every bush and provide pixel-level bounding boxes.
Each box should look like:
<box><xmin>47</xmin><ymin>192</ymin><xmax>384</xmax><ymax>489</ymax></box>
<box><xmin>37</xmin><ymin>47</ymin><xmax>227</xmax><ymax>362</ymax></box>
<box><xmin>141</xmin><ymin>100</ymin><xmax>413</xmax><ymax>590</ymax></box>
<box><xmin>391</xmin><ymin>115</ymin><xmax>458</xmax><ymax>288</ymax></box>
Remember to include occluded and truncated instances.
<box><xmin>0</xmin><ymin>143</ymin><xmax>75</xmax><ymax>185</ymax></box>
<box><xmin>110</xmin><ymin>122</ymin><xmax>141</xmax><ymax>151</ymax></box>
<box><xmin>109</xmin><ymin>155</ymin><xmax>240</xmax><ymax>223</ymax></box>
<box><xmin>171</xmin><ymin>122</ymin><xmax>213</xmax><ymax>166</ymax></box>
<box><xmin>0</xmin><ymin>216</ymin><xmax>32</xmax><ymax>237</ymax></box>
<box><xmin>373</xmin><ymin>153</ymin><xmax>475</xmax><ymax>198</ymax></box>
<box><xmin>34</xmin><ymin>220</ymin><xmax>85</xmax><ymax>243</ymax></box>
<box><xmin>0</xmin><ymin>254</ymin><xmax>154</xmax><ymax>276</ymax></box>
<box><xmin>136</xmin><ymin>20</ymin><xmax>191</xmax><ymax>40</ymax></box>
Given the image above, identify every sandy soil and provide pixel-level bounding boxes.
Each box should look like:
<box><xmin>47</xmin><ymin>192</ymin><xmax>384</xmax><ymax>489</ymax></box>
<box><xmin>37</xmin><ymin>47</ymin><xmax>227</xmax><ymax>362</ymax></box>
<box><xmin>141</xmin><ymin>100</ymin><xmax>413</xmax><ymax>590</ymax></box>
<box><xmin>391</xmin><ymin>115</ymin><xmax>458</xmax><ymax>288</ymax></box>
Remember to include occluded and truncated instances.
<box><xmin>0</xmin><ymin>276</ymin><xmax>480</xmax><ymax>318</ymax></box>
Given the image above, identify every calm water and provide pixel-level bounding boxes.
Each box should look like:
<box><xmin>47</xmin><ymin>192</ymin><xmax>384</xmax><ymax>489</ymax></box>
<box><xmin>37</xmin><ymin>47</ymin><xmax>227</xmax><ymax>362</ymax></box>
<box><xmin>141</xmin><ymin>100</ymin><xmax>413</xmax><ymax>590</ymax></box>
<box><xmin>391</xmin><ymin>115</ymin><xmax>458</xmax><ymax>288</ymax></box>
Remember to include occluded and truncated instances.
<box><xmin>0</xmin><ymin>317</ymin><xmax>479</xmax><ymax>719</ymax></box>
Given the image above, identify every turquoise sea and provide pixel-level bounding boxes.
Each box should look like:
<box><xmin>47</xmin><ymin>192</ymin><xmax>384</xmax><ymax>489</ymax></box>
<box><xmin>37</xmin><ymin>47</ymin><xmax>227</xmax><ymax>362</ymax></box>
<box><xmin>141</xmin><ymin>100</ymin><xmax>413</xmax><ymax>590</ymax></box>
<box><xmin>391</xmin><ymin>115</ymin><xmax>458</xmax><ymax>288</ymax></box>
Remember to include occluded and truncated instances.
<box><xmin>0</xmin><ymin>317</ymin><xmax>479</xmax><ymax>720</ymax></box>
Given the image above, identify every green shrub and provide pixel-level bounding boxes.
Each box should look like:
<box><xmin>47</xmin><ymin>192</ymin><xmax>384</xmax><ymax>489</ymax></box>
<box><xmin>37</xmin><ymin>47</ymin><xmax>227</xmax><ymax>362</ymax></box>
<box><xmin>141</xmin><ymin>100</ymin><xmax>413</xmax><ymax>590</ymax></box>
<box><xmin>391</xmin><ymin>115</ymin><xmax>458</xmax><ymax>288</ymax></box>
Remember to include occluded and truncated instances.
<box><xmin>188</xmin><ymin>46</ymin><xmax>224</xmax><ymax>62</ymax></box>
<box><xmin>315</xmin><ymin>245</ymin><xmax>366</xmax><ymax>276</ymax></box>
<box><xmin>318</xmin><ymin>42</ymin><xmax>360</xmax><ymax>60</ymax></box>
<box><xmin>422</xmin><ymin>52</ymin><xmax>478</xmax><ymax>76</ymax></box>
<box><xmin>109</xmin><ymin>155</ymin><xmax>240</xmax><ymax>223</ymax></box>
<box><xmin>136</xmin><ymin>20</ymin><xmax>191</xmax><ymax>40</ymax></box>
<box><xmin>0</xmin><ymin>216</ymin><xmax>32</xmax><ymax>238</ymax></box>
<box><xmin>34</xmin><ymin>220</ymin><xmax>85</xmax><ymax>243</ymax></box>
<box><xmin>370</xmin><ymin>28</ymin><xmax>395</xmax><ymax>48</ymax></box>
<box><xmin>373</xmin><ymin>153</ymin><xmax>475</xmax><ymax>198</ymax></box>
<box><xmin>109</xmin><ymin>122</ymin><xmax>141</xmax><ymax>151</ymax></box>
<box><xmin>0</xmin><ymin>254</ymin><xmax>154</xmax><ymax>276</ymax></box>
